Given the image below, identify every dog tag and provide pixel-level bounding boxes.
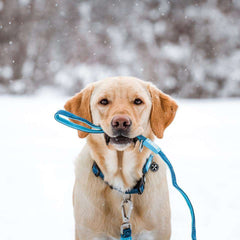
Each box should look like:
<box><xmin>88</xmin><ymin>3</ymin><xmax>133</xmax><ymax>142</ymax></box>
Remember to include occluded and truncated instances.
<box><xmin>150</xmin><ymin>162</ymin><xmax>159</xmax><ymax>172</ymax></box>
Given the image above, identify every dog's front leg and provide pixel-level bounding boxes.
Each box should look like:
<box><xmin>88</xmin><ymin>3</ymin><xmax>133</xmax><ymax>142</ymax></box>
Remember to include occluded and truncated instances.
<box><xmin>75</xmin><ymin>227</ymin><xmax>79</xmax><ymax>240</ymax></box>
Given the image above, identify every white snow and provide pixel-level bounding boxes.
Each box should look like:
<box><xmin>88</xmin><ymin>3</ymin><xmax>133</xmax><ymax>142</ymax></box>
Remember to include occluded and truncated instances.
<box><xmin>0</xmin><ymin>95</ymin><xmax>239</xmax><ymax>240</ymax></box>
<box><xmin>0</xmin><ymin>66</ymin><xmax>13</xmax><ymax>79</ymax></box>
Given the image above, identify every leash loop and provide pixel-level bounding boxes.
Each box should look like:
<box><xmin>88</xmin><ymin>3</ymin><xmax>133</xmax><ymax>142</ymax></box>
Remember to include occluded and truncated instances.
<box><xmin>54</xmin><ymin>110</ymin><xmax>104</xmax><ymax>133</ymax></box>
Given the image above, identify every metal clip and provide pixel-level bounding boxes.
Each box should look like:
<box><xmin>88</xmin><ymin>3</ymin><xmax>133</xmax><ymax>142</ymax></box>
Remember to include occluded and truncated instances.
<box><xmin>120</xmin><ymin>194</ymin><xmax>133</xmax><ymax>234</ymax></box>
<box><xmin>121</xmin><ymin>194</ymin><xmax>133</xmax><ymax>222</ymax></box>
<box><xmin>138</xmin><ymin>140</ymin><xmax>144</xmax><ymax>152</ymax></box>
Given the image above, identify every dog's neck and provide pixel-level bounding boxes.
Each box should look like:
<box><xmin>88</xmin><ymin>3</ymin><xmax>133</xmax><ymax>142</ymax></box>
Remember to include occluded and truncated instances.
<box><xmin>87</xmin><ymin>134</ymin><xmax>153</xmax><ymax>192</ymax></box>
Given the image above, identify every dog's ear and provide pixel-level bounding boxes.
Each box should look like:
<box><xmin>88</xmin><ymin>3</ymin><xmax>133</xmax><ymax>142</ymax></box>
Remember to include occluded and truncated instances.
<box><xmin>64</xmin><ymin>84</ymin><xmax>94</xmax><ymax>138</ymax></box>
<box><xmin>148</xmin><ymin>84</ymin><xmax>178</xmax><ymax>138</ymax></box>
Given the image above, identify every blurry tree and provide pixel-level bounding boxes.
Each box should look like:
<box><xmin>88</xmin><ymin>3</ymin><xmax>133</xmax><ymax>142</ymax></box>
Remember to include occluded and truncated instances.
<box><xmin>0</xmin><ymin>0</ymin><xmax>240</xmax><ymax>97</ymax></box>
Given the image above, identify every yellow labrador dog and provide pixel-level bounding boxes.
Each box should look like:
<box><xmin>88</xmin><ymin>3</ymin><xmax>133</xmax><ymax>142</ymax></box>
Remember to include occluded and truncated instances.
<box><xmin>64</xmin><ymin>77</ymin><xmax>178</xmax><ymax>240</ymax></box>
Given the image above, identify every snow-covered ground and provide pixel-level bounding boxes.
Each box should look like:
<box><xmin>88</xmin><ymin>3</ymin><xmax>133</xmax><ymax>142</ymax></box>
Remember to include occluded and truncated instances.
<box><xmin>0</xmin><ymin>94</ymin><xmax>239</xmax><ymax>240</ymax></box>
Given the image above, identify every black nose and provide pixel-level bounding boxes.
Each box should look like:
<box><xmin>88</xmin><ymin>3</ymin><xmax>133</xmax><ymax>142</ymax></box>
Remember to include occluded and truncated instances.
<box><xmin>111</xmin><ymin>115</ymin><xmax>132</xmax><ymax>130</ymax></box>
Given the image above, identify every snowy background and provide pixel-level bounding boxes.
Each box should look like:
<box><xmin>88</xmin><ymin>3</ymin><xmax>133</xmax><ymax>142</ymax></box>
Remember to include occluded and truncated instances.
<box><xmin>1</xmin><ymin>0</ymin><xmax>240</xmax><ymax>240</ymax></box>
<box><xmin>1</xmin><ymin>0</ymin><xmax>240</xmax><ymax>97</ymax></box>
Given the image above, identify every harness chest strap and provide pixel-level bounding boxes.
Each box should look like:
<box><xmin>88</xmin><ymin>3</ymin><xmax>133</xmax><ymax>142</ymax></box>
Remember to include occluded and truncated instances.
<box><xmin>92</xmin><ymin>154</ymin><xmax>154</xmax><ymax>195</ymax></box>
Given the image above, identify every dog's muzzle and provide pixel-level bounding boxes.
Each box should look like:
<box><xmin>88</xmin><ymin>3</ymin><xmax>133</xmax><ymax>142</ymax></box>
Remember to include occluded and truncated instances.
<box><xmin>104</xmin><ymin>133</ymin><xmax>138</xmax><ymax>145</ymax></box>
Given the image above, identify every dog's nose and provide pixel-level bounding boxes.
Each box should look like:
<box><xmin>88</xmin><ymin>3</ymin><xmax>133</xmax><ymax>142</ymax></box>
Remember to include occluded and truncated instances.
<box><xmin>111</xmin><ymin>115</ymin><xmax>132</xmax><ymax>130</ymax></box>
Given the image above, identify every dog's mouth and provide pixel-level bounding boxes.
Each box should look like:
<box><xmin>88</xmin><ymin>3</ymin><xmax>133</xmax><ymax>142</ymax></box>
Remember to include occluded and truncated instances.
<box><xmin>104</xmin><ymin>133</ymin><xmax>138</xmax><ymax>146</ymax></box>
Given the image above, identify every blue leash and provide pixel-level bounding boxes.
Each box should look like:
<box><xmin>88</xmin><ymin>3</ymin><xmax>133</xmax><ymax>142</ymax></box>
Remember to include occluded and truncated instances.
<box><xmin>54</xmin><ymin>110</ymin><xmax>104</xmax><ymax>133</ymax></box>
<box><xmin>54</xmin><ymin>110</ymin><xmax>197</xmax><ymax>240</ymax></box>
<box><xmin>137</xmin><ymin>136</ymin><xmax>196</xmax><ymax>240</ymax></box>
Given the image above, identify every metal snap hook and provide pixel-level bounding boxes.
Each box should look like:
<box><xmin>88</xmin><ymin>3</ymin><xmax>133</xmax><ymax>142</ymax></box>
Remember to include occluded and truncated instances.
<box><xmin>138</xmin><ymin>140</ymin><xmax>144</xmax><ymax>152</ymax></box>
<box><xmin>121</xmin><ymin>194</ymin><xmax>133</xmax><ymax>234</ymax></box>
<box><xmin>121</xmin><ymin>196</ymin><xmax>133</xmax><ymax>223</ymax></box>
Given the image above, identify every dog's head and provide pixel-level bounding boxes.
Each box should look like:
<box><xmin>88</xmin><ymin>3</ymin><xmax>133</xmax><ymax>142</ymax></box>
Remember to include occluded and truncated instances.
<box><xmin>65</xmin><ymin>77</ymin><xmax>178</xmax><ymax>150</ymax></box>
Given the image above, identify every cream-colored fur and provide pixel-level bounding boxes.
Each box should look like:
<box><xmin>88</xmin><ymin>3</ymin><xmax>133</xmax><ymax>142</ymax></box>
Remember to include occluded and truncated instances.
<box><xmin>65</xmin><ymin>77</ymin><xmax>178</xmax><ymax>240</ymax></box>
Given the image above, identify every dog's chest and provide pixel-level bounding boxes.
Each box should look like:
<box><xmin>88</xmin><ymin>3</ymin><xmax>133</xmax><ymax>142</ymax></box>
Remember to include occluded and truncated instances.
<box><xmin>104</xmin><ymin>151</ymin><xmax>141</xmax><ymax>191</ymax></box>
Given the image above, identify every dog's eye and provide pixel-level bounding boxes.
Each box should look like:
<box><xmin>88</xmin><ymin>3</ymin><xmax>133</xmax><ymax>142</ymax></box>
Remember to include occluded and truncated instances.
<box><xmin>134</xmin><ymin>98</ymin><xmax>143</xmax><ymax>105</ymax></box>
<box><xmin>99</xmin><ymin>99</ymin><xmax>109</xmax><ymax>105</ymax></box>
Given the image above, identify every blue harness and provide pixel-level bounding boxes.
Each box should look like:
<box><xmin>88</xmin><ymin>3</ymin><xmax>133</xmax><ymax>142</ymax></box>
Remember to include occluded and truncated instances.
<box><xmin>92</xmin><ymin>154</ymin><xmax>153</xmax><ymax>195</ymax></box>
<box><xmin>54</xmin><ymin>110</ymin><xmax>197</xmax><ymax>240</ymax></box>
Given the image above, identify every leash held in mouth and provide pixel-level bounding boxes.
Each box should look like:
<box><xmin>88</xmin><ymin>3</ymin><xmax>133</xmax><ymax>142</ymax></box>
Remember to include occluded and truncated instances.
<box><xmin>54</xmin><ymin>110</ymin><xmax>197</xmax><ymax>240</ymax></box>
